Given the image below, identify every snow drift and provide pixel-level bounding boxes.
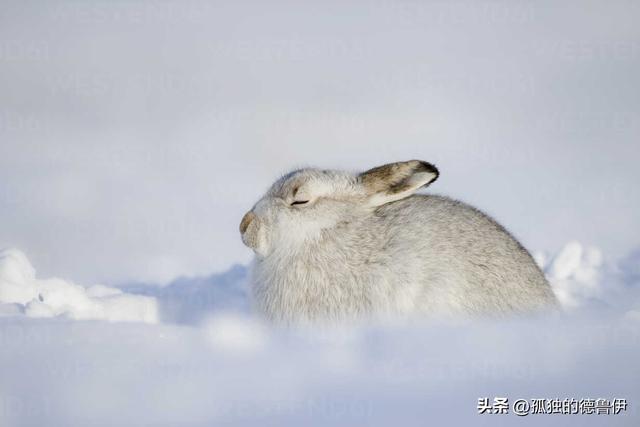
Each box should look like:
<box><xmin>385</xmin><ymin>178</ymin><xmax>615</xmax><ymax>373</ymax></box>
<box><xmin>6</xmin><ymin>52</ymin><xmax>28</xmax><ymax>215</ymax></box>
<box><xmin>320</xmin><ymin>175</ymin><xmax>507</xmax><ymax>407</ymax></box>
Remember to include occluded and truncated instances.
<box><xmin>2</xmin><ymin>240</ymin><xmax>640</xmax><ymax>325</ymax></box>
<box><xmin>1</xmin><ymin>243</ymin><xmax>639</xmax><ymax>426</ymax></box>
<box><xmin>0</xmin><ymin>249</ymin><xmax>158</xmax><ymax>323</ymax></box>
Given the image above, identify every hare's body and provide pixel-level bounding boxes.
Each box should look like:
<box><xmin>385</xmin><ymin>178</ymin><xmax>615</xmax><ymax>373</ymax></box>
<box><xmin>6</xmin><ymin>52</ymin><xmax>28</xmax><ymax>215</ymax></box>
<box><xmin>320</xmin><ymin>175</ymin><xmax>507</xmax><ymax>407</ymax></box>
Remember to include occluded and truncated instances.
<box><xmin>241</xmin><ymin>161</ymin><xmax>557</xmax><ymax>324</ymax></box>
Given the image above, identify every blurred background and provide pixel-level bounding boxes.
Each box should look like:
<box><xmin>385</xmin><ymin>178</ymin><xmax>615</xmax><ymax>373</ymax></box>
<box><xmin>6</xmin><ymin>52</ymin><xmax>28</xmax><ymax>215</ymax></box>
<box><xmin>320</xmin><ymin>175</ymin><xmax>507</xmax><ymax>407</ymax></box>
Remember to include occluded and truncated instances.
<box><xmin>1</xmin><ymin>0</ymin><xmax>639</xmax><ymax>285</ymax></box>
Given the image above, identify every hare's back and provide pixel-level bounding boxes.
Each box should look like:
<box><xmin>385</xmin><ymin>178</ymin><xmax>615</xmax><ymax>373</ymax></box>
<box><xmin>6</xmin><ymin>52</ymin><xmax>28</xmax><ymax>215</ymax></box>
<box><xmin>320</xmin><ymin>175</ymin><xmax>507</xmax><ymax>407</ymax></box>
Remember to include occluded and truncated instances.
<box><xmin>375</xmin><ymin>195</ymin><xmax>556</xmax><ymax>314</ymax></box>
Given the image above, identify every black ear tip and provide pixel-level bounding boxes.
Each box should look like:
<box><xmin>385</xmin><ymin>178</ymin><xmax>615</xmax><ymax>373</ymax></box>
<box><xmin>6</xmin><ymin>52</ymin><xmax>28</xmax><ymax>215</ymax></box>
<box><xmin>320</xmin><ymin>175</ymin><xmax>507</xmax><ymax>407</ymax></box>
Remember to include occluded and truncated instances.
<box><xmin>414</xmin><ymin>161</ymin><xmax>439</xmax><ymax>179</ymax></box>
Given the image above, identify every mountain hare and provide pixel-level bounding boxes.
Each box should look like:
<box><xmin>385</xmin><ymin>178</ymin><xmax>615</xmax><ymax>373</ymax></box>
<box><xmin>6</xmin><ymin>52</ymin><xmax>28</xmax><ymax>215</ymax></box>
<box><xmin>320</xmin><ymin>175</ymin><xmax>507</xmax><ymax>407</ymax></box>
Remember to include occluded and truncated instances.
<box><xmin>240</xmin><ymin>160</ymin><xmax>557</xmax><ymax>323</ymax></box>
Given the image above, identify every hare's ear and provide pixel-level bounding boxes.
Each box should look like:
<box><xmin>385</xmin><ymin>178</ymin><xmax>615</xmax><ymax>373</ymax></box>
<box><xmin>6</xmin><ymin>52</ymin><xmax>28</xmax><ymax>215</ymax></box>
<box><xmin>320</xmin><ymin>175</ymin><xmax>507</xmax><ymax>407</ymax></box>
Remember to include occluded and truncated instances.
<box><xmin>359</xmin><ymin>160</ymin><xmax>439</xmax><ymax>207</ymax></box>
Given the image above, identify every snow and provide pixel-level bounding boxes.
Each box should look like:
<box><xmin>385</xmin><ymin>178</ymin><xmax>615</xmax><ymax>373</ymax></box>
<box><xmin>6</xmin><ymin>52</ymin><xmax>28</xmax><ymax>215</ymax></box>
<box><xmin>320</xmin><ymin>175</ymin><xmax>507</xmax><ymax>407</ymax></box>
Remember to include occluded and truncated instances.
<box><xmin>1</xmin><ymin>243</ymin><xmax>639</xmax><ymax>426</ymax></box>
<box><xmin>0</xmin><ymin>249</ymin><xmax>158</xmax><ymax>324</ymax></box>
<box><xmin>203</xmin><ymin>314</ymin><xmax>268</xmax><ymax>354</ymax></box>
<box><xmin>542</xmin><ymin>242</ymin><xmax>637</xmax><ymax>312</ymax></box>
<box><xmin>1</xmin><ymin>306</ymin><xmax>639</xmax><ymax>426</ymax></box>
<box><xmin>544</xmin><ymin>242</ymin><xmax>606</xmax><ymax>309</ymax></box>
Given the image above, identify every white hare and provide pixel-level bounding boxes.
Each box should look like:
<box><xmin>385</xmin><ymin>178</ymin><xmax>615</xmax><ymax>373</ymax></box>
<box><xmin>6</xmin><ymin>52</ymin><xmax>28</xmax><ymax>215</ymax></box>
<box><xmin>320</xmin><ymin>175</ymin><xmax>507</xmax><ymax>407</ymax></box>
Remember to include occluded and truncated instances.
<box><xmin>240</xmin><ymin>160</ymin><xmax>557</xmax><ymax>323</ymax></box>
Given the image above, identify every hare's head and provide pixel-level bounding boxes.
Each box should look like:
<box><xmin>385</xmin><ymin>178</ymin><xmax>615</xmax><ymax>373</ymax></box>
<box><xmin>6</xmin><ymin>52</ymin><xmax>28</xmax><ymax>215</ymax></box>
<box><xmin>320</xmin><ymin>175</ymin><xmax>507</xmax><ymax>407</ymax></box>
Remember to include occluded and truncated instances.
<box><xmin>240</xmin><ymin>160</ymin><xmax>438</xmax><ymax>258</ymax></box>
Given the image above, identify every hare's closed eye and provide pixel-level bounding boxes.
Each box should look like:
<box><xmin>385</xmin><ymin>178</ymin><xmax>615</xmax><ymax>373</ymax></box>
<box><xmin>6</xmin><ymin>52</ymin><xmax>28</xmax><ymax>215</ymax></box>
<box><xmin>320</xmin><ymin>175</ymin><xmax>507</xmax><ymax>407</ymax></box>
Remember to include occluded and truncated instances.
<box><xmin>290</xmin><ymin>185</ymin><xmax>310</xmax><ymax>206</ymax></box>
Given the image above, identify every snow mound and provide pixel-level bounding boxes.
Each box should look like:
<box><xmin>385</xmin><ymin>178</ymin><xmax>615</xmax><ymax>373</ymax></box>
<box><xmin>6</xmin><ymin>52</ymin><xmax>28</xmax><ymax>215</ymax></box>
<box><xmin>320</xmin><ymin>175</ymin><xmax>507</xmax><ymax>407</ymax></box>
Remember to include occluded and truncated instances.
<box><xmin>122</xmin><ymin>264</ymin><xmax>249</xmax><ymax>324</ymax></box>
<box><xmin>544</xmin><ymin>241</ymin><xmax>605</xmax><ymax>308</ymax></box>
<box><xmin>0</xmin><ymin>248</ymin><xmax>158</xmax><ymax>323</ymax></box>
<box><xmin>542</xmin><ymin>241</ymin><xmax>640</xmax><ymax>313</ymax></box>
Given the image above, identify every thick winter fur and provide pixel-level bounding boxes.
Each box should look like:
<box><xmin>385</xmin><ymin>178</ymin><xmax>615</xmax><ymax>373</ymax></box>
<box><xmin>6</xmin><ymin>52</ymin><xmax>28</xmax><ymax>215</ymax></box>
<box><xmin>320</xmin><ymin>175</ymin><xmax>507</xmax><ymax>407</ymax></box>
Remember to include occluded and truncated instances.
<box><xmin>240</xmin><ymin>160</ymin><xmax>557</xmax><ymax>324</ymax></box>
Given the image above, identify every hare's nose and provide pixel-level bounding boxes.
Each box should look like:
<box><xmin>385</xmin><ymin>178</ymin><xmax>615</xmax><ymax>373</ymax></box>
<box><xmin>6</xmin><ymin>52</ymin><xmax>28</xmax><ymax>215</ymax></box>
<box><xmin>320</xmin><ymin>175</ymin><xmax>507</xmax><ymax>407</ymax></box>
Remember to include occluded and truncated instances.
<box><xmin>239</xmin><ymin>211</ymin><xmax>256</xmax><ymax>235</ymax></box>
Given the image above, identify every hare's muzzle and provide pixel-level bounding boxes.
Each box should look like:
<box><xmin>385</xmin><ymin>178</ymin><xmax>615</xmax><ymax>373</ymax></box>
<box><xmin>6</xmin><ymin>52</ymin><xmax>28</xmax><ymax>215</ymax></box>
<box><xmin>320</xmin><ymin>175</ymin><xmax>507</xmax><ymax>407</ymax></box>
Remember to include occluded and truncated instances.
<box><xmin>240</xmin><ymin>211</ymin><xmax>255</xmax><ymax>235</ymax></box>
<box><xmin>240</xmin><ymin>210</ymin><xmax>262</xmax><ymax>251</ymax></box>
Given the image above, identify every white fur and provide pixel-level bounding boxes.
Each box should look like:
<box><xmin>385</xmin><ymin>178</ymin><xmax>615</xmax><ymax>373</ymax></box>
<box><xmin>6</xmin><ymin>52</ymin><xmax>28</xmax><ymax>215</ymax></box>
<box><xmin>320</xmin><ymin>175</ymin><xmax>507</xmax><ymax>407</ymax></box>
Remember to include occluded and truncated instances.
<box><xmin>240</xmin><ymin>161</ymin><xmax>557</xmax><ymax>324</ymax></box>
